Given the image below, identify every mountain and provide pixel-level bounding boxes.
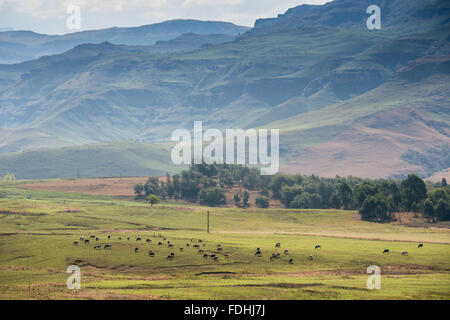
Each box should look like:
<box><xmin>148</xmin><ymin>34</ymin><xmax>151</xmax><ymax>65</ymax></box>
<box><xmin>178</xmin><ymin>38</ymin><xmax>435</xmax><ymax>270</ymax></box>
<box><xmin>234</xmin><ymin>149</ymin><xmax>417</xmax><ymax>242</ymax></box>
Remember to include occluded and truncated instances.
<box><xmin>0</xmin><ymin>0</ymin><xmax>449</xmax><ymax>179</ymax></box>
<box><xmin>0</xmin><ymin>20</ymin><xmax>249</xmax><ymax>63</ymax></box>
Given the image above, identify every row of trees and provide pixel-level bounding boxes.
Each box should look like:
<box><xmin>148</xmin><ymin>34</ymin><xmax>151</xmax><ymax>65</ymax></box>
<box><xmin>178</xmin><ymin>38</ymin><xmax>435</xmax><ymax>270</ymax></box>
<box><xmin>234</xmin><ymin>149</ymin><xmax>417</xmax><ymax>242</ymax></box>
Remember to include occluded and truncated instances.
<box><xmin>133</xmin><ymin>163</ymin><xmax>449</xmax><ymax>222</ymax></box>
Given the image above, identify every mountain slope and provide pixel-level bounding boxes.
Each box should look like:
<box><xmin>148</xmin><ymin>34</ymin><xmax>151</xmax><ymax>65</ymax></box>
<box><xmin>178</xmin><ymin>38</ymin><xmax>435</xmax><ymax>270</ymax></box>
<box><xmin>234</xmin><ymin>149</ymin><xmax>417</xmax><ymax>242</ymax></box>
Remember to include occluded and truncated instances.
<box><xmin>275</xmin><ymin>55</ymin><xmax>450</xmax><ymax>178</ymax></box>
<box><xmin>0</xmin><ymin>0</ymin><xmax>449</xmax><ymax>179</ymax></box>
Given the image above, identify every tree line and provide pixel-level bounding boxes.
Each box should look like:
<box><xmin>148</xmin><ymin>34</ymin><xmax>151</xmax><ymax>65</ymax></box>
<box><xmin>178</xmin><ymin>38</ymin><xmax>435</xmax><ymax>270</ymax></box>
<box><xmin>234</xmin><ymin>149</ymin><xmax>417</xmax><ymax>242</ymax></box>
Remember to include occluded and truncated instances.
<box><xmin>133</xmin><ymin>163</ymin><xmax>449</xmax><ymax>222</ymax></box>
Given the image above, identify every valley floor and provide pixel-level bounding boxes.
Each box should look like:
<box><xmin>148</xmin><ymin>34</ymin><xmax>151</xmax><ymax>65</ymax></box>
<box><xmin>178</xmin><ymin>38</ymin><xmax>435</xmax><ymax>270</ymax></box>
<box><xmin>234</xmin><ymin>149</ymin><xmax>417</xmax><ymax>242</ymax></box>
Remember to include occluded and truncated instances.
<box><xmin>0</xmin><ymin>180</ymin><xmax>449</xmax><ymax>300</ymax></box>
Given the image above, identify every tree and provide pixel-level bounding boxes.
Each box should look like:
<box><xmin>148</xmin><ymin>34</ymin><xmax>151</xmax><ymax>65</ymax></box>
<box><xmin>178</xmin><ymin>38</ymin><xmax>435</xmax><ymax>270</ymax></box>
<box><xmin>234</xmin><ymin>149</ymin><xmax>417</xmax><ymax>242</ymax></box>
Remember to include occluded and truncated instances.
<box><xmin>290</xmin><ymin>192</ymin><xmax>322</xmax><ymax>209</ymax></box>
<box><xmin>400</xmin><ymin>174</ymin><xmax>427</xmax><ymax>211</ymax></box>
<box><xmin>423</xmin><ymin>199</ymin><xmax>435</xmax><ymax>223</ymax></box>
<box><xmin>199</xmin><ymin>187</ymin><xmax>226</xmax><ymax>207</ymax></box>
<box><xmin>2</xmin><ymin>172</ymin><xmax>15</xmax><ymax>181</ymax></box>
<box><xmin>233</xmin><ymin>193</ymin><xmax>241</xmax><ymax>207</ymax></box>
<box><xmin>329</xmin><ymin>192</ymin><xmax>341</xmax><ymax>209</ymax></box>
<box><xmin>442</xmin><ymin>178</ymin><xmax>448</xmax><ymax>188</ymax></box>
<box><xmin>255</xmin><ymin>196</ymin><xmax>269</xmax><ymax>208</ymax></box>
<box><xmin>339</xmin><ymin>182</ymin><xmax>353</xmax><ymax>210</ymax></box>
<box><xmin>359</xmin><ymin>194</ymin><xmax>391</xmax><ymax>222</ymax></box>
<box><xmin>434</xmin><ymin>199</ymin><xmax>450</xmax><ymax>221</ymax></box>
<box><xmin>134</xmin><ymin>184</ymin><xmax>144</xmax><ymax>198</ymax></box>
<box><xmin>242</xmin><ymin>191</ymin><xmax>249</xmax><ymax>208</ymax></box>
<box><xmin>147</xmin><ymin>194</ymin><xmax>160</xmax><ymax>207</ymax></box>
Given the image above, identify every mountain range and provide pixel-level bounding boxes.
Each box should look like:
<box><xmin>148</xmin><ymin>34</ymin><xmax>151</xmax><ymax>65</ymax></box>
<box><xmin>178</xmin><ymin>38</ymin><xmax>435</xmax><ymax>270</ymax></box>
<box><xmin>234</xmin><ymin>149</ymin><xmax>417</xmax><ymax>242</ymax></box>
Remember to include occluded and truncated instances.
<box><xmin>0</xmin><ymin>0</ymin><xmax>449</xmax><ymax>180</ymax></box>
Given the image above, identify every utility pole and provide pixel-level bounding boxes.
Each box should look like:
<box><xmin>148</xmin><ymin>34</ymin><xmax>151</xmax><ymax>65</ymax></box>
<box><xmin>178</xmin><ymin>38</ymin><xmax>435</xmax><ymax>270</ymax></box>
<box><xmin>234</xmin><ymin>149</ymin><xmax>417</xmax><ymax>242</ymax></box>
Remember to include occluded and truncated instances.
<box><xmin>207</xmin><ymin>210</ymin><xmax>210</xmax><ymax>233</ymax></box>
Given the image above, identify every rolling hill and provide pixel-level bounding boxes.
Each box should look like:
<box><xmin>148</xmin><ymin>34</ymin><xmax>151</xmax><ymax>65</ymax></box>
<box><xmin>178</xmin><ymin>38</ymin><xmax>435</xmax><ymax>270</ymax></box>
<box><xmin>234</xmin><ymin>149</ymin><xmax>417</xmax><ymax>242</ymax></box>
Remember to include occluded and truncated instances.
<box><xmin>0</xmin><ymin>0</ymin><xmax>449</xmax><ymax>179</ymax></box>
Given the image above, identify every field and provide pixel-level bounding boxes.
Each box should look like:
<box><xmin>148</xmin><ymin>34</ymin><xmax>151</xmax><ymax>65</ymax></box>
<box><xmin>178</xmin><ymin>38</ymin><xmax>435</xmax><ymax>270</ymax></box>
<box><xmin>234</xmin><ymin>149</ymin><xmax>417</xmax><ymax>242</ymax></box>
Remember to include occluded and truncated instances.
<box><xmin>0</xmin><ymin>179</ymin><xmax>449</xmax><ymax>300</ymax></box>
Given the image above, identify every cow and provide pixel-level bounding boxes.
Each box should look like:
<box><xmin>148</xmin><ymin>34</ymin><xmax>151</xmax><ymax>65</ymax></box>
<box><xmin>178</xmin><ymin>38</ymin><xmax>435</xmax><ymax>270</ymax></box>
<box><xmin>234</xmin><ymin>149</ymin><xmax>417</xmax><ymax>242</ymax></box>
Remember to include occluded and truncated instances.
<box><xmin>146</xmin><ymin>239</ymin><xmax>151</xmax><ymax>243</ymax></box>
<box><xmin>136</xmin><ymin>237</ymin><xmax>142</xmax><ymax>241</ymax></box>
<box><xmin>402</xmin><ymin>251</ymin><xmax>408</xmax><ymax>256</ymax></box>
<box><xmin>217</xmin><ymin>247</ymin><xmax>223</xmax><ymax>252</ymax></box>
<box><xmin>73</xmin><ymin>241</ymin><xmax>79</xmax><ymax>246</ymax></box>
<box><xmin>315</xmin><ymin>245</ymin><xmax>321</xmax><ymax>250</ymax></box>
<box><xmin>308</xmin><ymin>255</ymin><xmax>313</xmax><ymax>261</ymax></box>
<box><xmin>94</xmin><ymin>245</ymin><xmax>101</xmax><ymax>250</ymax></box>
<box><xmin>158</xmin><ymin>242</ymin><xmax>163</xmax><ymax>246</ymax></box>
<box><xmin>89</xmin><ymin>235</ymin><xmax>95</xmax><ymax>239</ymax></box>
<box><xmin>96</xmin><ymin>237</ymin><xmax>99</xmax><ymax>241</ymax></box>
<box><xmin>186</xmin><ymin>243</ymin><xmax>190</xmax><ymax>247</ymax></box>
<box><xmin>418</xmin><ymin>243</ymin><xmax>423</xmax><ymax>248</ymax></box>
<box><xmin>198</xmin><ymin>249</ymin><xmax>205</xmax><ymax>254</ymax></box>
<box><xmin>203</xmin><ymin>254</ymin><xmax>209</xmax><ymax>259</ymax></box>
<box><xmin>104</xmin><ymin>244</ymin><xmax>112</xmax><ymax>250</ymax></box>
<box><xmin>168</xmin><ymin>244</ymin><xmax>174</xmax><ymax>248</ymax></box>
<box><xmin>275</xmin><ymin>243</ymin><xmax>281</xmax><ymax>248</ymax></box>
<box><xmin>289</xmin><ymin>259</ymin><xmax>294</xmax><ymax>264</ymax></box>
<box><xmin>284</xmin><ymin>250</ymin><xmax>289</xmax><ymax>255</ymax></box>
<box><xmin>179</xmin><ymin>247</ymin><xmax>184</xmax><ymax>252</ymax></box>
<box><xmin>118</xmin><ymin>237</ymin><xmax>122</xmax><ymax>240</ymax></box>
<box><xmin>167</xmin><ymin>255</ymin><xmax>174</xmax><ymax>260</ymax></box>
<box><xmin>383</xmin><ymin>249</ymin><xmax>390</xmax><ymax>254</ymax></box>
<box><xmin>148</xmin><ymin>250</ymin><xmax>155</xmax><ymax>257</ymax></box>
<box><xmin>135</xmin><ymin>247</ymin><xmax>139</xmax><ymax>253</ymax></box>
<box><xmin>108</xmin><ymin>235</ymin><xmax>110</xmax><ymax>240</ymax></box>
<box><xmin>127</xmin><ymin>237</ymin><xmax>130</xmax><ymax>241</ymax></box>
<box><xmin>212</xmin><ymin>256</ymin><xmax>218</xmax><ymax>262</ymax></box>
<box><xmin>255</xmin><ymin>248</ymin><xmax>261</xmax><ymax>256</ymax></box>
<box><xmin>84</xmin><ymin>239</ymin><xmax>90</xmax><ymax>245</ymax></box>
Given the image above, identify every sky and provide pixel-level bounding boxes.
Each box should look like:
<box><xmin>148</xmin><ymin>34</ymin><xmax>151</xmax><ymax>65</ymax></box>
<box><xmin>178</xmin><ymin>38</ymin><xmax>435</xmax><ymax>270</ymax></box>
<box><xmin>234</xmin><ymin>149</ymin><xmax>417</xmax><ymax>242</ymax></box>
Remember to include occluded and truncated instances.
<box><xmin>0</xmin><ymin>0</ymin><xmax>330</xmax><ymax>34</ymax></box>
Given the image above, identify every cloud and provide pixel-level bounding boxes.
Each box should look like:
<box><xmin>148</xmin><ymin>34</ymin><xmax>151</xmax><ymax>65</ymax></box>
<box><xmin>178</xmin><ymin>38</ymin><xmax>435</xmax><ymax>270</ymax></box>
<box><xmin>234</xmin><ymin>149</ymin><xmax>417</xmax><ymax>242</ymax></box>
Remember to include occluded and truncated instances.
<box><xmin>0</xmin><ymin>0</ymin><xmax>330</xmax><ymax>34</ymax></box>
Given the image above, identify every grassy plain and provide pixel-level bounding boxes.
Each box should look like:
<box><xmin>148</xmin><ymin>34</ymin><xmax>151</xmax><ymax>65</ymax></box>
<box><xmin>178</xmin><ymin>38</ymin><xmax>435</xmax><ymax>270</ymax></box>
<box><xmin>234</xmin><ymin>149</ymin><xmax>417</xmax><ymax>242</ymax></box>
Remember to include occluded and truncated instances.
<box><xmin>0</xmin><ymin>180</ymin><xmax>449</xmax><ymax>300</ymax></box>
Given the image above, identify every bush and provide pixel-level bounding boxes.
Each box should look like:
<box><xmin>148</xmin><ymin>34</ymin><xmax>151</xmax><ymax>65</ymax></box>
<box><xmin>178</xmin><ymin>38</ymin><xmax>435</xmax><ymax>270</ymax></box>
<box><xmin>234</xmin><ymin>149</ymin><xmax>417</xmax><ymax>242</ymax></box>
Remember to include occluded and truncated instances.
<box><xmin>199</xmin><ymin>187</ymin><xmax>226</xmax><ymax>207</ymax></box>
<box><xmin>255</xmin><ymin>196</ymin><xmax>269</xmax><ymax>208</ymax></box>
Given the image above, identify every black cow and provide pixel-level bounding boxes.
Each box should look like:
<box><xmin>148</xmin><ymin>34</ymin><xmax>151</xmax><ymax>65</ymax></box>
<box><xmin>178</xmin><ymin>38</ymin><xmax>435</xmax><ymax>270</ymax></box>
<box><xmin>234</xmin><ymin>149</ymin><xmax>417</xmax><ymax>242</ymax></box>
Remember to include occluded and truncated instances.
<box><xmin>135</xmin><ymin>247</ymin><xmax>139</xmax><ymax>253</ymax></box>
<box><xmin>84</xmin><ymin>239</ymin><xmax>90</xmax><ymax>245</ymax></box>
<box><xmin>418</xmin><ymin>243</ymin><xmax>423</xmax><ymax>248</ymax></box>
<box><xmin>148</xmin><ymin>250</ymin><xmax>155</xmax><ymax>257</ymax></box>
<box><xmin>73</xmin><ymin>241</ymin><xmax>79</xmax><ymax>246</ymax></box>
<box><xmin>383</xmin><ymin>249</ymin><xmax>390</xmax><ymax>254</ymax></box>
<box><xmin>94</xmin><ymin>245</ymin><xmax>101</xmax><ymax>250</ymax></box>
<box><xmin>402</xmin><ymin>251</ymin><xmax>408</xmax><ymax>256</ymax></box>
<box><xmin>275</xmin><ymin>243</ymin><xmax>281</xmax><ymax>248</ymax></box>
<box><xmin>315</xmin><ymin>245</ymin><xmax>321</xmax><ymax>250</ymax></box>
<box><xmin>289</xmin><ymin>259</ymin><xmax>294</xmax><ymax>264</ymax></box>
<box><xmin>104</xmin><ymin>244</ymin><xmax>112</xmax><ymax>250</ymax></box>
<box><xmin>136</xmin><ymin>237</ymin><xmax>142</xmax><ymax>241</ymax></box>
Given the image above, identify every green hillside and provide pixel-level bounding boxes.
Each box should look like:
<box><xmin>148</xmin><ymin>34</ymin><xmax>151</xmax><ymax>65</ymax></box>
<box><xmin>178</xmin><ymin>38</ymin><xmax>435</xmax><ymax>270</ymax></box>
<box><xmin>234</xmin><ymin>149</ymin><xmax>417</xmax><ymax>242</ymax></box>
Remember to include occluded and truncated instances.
<box><xmin>0</xmin><ymin>141</ymin><xmax>179</xmax><ymax>180</ymax></box>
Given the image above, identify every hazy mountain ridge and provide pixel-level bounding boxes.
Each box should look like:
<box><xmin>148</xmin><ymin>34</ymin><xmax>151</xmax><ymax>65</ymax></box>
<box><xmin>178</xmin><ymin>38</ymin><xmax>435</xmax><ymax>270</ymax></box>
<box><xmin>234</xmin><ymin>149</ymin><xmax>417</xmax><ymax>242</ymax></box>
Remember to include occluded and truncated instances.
<box><xmin>0</xmin><ymin>20</ymin><xmax>249</xmax><ymax>63</ymax></box>
<box><xmin>0</xmin><ymin>0</ymin><xmax>449</xmax><ymax>179</ymax></box>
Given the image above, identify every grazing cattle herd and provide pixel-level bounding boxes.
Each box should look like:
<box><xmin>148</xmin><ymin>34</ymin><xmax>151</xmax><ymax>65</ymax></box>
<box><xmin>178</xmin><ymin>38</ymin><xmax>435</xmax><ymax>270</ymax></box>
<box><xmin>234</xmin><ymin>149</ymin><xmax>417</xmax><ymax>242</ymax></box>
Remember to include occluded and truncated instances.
<box><xmin>71</xmin><ymin>234</ymin><xmax>425</xmax><ymax>266</ymax></box>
